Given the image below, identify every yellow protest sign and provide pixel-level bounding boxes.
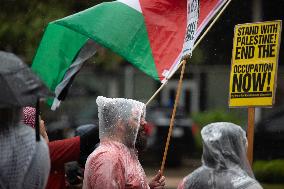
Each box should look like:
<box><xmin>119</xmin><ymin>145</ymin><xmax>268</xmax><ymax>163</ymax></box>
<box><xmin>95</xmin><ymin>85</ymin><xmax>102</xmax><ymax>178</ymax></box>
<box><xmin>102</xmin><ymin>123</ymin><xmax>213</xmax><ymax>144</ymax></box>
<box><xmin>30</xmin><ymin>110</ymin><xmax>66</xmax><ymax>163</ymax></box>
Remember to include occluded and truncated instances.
<box><xmin>229</xmin><ymin>20</ymin><xmax>282</xmax><ymax>107</ymax></box>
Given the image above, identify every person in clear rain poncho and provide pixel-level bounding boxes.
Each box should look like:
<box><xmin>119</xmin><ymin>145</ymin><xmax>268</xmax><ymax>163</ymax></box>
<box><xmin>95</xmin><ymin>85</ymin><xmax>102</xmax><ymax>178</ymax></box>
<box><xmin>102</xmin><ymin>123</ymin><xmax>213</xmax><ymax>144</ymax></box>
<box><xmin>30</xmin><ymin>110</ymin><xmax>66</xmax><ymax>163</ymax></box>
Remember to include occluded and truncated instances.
<box><xmin>83</xmin><ymin>96</ymin><xmax>165</xmax><ymax>189</ymax></box>
<box><xmin>178</xmin><ymin>122</ymin><xmax>263</xmax><ymax>189</ymax></box>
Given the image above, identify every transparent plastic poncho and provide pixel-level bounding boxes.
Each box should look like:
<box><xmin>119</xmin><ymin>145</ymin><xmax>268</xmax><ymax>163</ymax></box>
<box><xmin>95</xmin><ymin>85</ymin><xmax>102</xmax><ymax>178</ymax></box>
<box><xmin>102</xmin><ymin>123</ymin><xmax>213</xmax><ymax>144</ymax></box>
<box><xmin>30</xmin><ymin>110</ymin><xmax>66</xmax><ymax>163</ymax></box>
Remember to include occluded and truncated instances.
<box><xmin>83</xmin><ymin>97</ymin><xmax>148</xmax><ymax>189</ymax></box>
<box><xmin>96</xmin><ymin>96</ymin><xmax>146</xmax><ymax>147</ymax></box>
<box><xmin>180</xmin><ymin>122</ymin><xmax>262</xmax><ymax>189</ymax></box>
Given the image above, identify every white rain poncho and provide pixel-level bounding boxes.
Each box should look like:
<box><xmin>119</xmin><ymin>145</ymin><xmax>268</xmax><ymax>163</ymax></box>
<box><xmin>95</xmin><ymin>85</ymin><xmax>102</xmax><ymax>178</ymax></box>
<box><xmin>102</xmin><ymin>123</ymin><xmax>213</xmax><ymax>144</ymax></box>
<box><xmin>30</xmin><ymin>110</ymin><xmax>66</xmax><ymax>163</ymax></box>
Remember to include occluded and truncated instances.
<box><xmin>83</xmin><ymin>96</ymin><xmax>149</xmax><ymax>189</ymax></box>
<box><xmin>178</xmin><ymin>122</ymin><xmax>263</xmax><ymax>189</ymax></box>
<box><xmin>96</xmin><ymin>96</ymin><xmax>146</xmax><ymax>147</ymax></box>
<box><xmin>0</xmin><ymin>121</ymin><xmax>50</xmax><ymax>189</ymax></box>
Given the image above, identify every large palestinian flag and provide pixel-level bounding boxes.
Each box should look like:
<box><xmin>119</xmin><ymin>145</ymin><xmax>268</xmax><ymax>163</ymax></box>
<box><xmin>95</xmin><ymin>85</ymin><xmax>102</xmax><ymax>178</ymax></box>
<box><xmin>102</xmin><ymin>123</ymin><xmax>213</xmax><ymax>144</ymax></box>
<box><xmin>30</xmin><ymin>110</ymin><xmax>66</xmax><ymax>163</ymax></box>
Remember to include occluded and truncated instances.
<box><xmin>32</xmin><ymin>0</ymin><xmax>228</xmax><ymax>109</ymax></box>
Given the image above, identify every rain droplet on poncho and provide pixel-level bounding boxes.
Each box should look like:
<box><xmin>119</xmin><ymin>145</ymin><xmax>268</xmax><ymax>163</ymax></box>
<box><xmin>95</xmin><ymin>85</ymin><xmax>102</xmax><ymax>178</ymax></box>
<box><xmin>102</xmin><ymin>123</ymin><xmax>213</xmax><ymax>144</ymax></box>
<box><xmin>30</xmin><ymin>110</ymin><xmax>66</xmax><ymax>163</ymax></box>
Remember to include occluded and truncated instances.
<box><xmin>96</xmin><ymin>96</ymin><xmax>146</xmax><ymax>147</ymax></box>
<box><xmin>178</xmin><ymin>122</ymin><xmax>263</xmax><ymax>189</ymax></box>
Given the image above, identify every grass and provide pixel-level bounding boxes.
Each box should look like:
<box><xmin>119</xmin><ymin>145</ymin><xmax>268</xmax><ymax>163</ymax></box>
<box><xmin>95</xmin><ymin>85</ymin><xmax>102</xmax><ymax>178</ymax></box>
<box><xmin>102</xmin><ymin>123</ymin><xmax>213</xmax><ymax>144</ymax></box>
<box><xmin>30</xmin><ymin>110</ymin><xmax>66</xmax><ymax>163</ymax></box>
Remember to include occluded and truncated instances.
<box><xmin>253</xmin><ymin>159</ymin><xmax>284</xmax><ymax>183</ymax></box>
<box><xmin>262</xmin><ymin>183</ymin><xmax>284</xmax><ymax>189</ymax></box>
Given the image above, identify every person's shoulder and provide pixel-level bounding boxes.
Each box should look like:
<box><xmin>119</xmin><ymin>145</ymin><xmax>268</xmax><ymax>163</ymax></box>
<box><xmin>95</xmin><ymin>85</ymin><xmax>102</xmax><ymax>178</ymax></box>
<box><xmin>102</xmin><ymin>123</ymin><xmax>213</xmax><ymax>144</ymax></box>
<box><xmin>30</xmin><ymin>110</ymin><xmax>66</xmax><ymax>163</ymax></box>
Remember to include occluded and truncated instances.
<box><xmin>18</xmin><ymin>123</ymin><xmax>35</xmax><ymax>135</ymax></box>
<box><xmin>245</xmin><ymin>182</ymin><xmax>263</xmax><ymax>189</ymax></box>
<box><xmin>12</xmin><ymin>124</ymin><xmax>36</xmax><ymax>146</ymax></box>
<box><xmin>87</xmin><ymin>144</ymin><xmax>122</xmax><ymax>165</ymax></box>
<box><xmin>186</xmin><ymin>166</ymin><xmax>209</xmax><ymax>178</ymax></box>
<box><xmin>182</xmin><ymin>167</ymin><xmax>202</xmax><ymax>184</ymax></box>
<box><xmin>182</xmin><ymin>166</ymin><xmax>211</xmax><ymax>189</ymax></box>
<box><xmin>231</xmin><ymin>174</ymin><xmax>263</xmax><ymax>189</ymax></box>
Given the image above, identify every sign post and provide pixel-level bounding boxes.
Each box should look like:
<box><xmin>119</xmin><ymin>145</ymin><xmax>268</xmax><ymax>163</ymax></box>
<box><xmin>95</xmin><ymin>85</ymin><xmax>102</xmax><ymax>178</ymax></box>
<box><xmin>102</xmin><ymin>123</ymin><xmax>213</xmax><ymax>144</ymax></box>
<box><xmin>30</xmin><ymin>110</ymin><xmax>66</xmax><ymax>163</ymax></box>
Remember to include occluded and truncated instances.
<box><xmin>247</xmin><ymin>107</ymin><xmax>255</xmax><ymax>165</ymax></box>
<box><xmin>229</xmin><ymin>20</ymin><xmax>282</xmax><ymax>165</ymax></box>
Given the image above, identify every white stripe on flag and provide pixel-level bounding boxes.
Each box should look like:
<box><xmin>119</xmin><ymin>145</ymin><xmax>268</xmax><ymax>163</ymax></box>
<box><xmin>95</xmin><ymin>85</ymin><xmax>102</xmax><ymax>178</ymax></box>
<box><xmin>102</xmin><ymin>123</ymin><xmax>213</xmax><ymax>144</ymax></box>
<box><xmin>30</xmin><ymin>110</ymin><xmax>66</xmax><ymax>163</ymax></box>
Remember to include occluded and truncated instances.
<box><xmin>182</xmin><ymin>0</ymin><xmax>199</xmax><ymax>56</ymax></box>
<box><xmin>117</xmin><ymin>0</ymin><xmax>142</xmax><ymax>13</ymax></box>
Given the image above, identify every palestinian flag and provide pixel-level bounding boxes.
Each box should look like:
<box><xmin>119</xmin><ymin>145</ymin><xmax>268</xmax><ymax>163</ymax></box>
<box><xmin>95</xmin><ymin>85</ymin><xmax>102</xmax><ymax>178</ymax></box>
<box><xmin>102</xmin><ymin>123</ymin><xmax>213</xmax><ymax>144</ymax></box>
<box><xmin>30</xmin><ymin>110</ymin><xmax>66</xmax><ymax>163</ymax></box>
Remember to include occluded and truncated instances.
<box><xmin>32</xmin><ymin>0</ymin><xmax>228</xmax><ymax>110</ymax></box>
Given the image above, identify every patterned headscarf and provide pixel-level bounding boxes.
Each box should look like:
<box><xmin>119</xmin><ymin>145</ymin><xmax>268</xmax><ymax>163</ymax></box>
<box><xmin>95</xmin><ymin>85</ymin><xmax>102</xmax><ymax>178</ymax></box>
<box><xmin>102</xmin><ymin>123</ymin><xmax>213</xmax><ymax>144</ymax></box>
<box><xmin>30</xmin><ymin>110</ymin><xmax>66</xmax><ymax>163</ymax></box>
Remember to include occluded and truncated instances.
<box><xmin>22</xmin><ymin>107</ymin><xmax>36</xmax><ymax>128</ymax></box>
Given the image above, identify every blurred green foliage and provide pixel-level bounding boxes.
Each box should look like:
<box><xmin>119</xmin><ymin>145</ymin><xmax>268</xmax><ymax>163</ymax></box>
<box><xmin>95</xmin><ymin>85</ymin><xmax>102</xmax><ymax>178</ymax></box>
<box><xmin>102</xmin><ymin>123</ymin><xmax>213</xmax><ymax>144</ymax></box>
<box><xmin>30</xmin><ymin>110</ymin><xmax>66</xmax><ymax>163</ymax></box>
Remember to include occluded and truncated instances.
<box><xmin>254</xmin><ymin>159</ymin><xmax>284</xmax><ymax>183</ymax></box>
<box><xmin>191</xmin><ymin>109</ymin><xmax>244</xmax><ymax>151</ymax></box>
<box><xmin>261</xmin><ymin>184</ymin><xmax>284</xmax><ymax>189</ymax></box>
<box><xmin>0</xmin><ymin>0</ymin><xmax>120</xmax><ymax>65</ymax></box>
<box><xmin>192</xmin><ymin>109</ymin><xmax>243</xmax><ymax>127</ymax></box>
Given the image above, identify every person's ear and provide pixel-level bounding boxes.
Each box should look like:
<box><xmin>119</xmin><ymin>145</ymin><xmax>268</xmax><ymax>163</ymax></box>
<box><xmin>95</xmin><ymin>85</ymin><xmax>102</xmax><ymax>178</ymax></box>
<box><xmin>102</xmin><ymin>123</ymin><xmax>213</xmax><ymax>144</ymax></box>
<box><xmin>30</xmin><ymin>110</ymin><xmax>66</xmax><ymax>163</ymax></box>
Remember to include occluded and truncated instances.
<box><xmin>116</xmin><ymin>119</ymin><xmax>125</xmax><ymax>132</ymax></box>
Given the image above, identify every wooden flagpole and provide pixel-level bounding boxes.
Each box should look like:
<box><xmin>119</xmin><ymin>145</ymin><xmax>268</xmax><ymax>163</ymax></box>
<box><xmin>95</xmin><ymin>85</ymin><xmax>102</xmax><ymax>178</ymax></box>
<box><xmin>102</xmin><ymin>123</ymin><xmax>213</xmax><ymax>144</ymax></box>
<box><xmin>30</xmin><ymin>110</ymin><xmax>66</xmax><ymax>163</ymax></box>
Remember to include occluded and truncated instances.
<box><xmin>148</xmin><ymin>0</ymin><xmax>233</xmax><ymax>175</ymax></box>
<box><xmin>247</xmin><ymin>107</ymin><xmax>255</xmax><ymax>166</ymax></box>
<box><xmin>146</xmin><ymin>0</ymin><xmax>233</xmax><ymax>106</ymax></box>
<box><xmin>160</xmin><ymin>59</ymin><xmax>186</xmax><ymax>175</ymax></box>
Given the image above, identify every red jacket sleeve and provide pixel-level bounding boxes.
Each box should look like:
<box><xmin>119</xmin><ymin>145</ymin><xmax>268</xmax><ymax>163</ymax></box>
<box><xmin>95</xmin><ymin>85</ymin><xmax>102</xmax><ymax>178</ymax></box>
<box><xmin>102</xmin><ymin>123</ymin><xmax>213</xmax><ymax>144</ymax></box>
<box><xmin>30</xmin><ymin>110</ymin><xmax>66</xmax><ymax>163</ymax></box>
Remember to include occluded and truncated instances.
<box><xmin>48</xmin><ymin>136</ymin><xmax>80</xmax><ymax>168</ymax></box>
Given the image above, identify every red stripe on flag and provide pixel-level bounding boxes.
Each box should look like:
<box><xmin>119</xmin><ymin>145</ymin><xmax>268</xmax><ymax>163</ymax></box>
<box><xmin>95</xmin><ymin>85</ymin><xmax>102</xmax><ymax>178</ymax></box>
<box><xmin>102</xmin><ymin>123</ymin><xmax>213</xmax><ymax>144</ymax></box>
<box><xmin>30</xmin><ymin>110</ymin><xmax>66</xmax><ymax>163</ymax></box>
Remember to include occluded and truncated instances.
<box><xmin>139</xmin><ymin>0</ymin><xmax>187</xmax><ymax>81</ymax></box>
<box><xmin>197</xmin><ymin>0</ymin><xmax>225</xmax><ymax>36</ymax></box>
